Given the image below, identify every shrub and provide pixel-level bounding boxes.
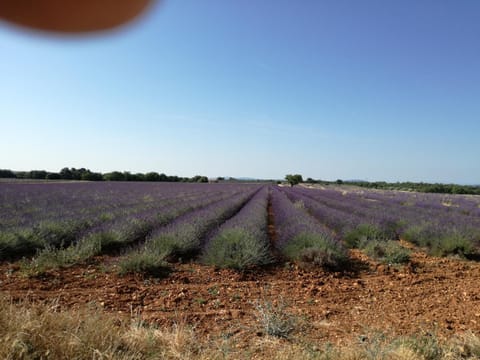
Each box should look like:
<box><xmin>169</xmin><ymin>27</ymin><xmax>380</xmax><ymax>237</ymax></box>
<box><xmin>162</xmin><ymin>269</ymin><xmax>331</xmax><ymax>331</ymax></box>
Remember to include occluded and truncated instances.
<box><xmin>0</xmin><ymin>221</ymin><xmax>84</xmax><ymax>261</ymax></box>
<box><xmin>83</xmin><ymin>231</ymin><xmax>119</xmax><ymax>250</ymax></box>
<box><xmin>431</xmin><ymin>232</ymin><xmax>475</xmax><ymax>258</ymax></box>
<box><xmin>24</xmin><ymin>240</ymin><xmax>102</xmax><ymax>275</ymax></box>
<box><xmin>401</xmin><ymin>332</ymin><xmax>444</xmax><ymax>360</ymax></box>
<box><xmin>117</xmin><ymin>251</ymin><xmax>170</xmax><ymax>277</ymax></box>
<box><xmin>282</xmin><ymin>233</ymin><xmax>348</xmax><ymax>270</ymax></box>
<box><xmin>202</xmin><ymin>228</ymin><xmax>271</xmax><ymax>270</ymax></box>
<box><xmin>146</xmin><ymin>226</ymin><xmax>201</xmax><ymax>260</ymax></box>
<box><xmin>344</xmin><ymin>224</ymin><xmax>382</xmax><ymax>248</ymax></box>
<box><xmin>254</xmin><ymin>298</ymin><xmax>296</xmax><ymax>339</ymax></box>
<box><xmin>345</xmin><ymin>221</ymin><xmax>402</xmax><ymax>249</ymax></box>
<box><xmin>402</xmin><ymin>224</ymin><xmax>437</xmax><ymax>248</ymax></box>
<box><xmin>361</xmin><ymin>239</ymin><xmax>411</xmax><ymax>264</ymax></box>
<box><xmin>0</xmin><ymin>230</ymin><xmax>44</xmax><ymax>260</ymax></box>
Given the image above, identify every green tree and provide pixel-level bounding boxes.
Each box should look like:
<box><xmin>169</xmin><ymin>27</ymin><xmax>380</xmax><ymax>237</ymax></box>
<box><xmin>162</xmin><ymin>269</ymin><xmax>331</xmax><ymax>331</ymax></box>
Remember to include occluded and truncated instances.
<box><xmin>0</xmin><ymin>169</ymin><xmax>16</xmax><ymax>178</ymax></box>
<box><xmin>144</xmin><ymin>172</ymin><xmax>161</xmax><ymax>181</ymax></box>
<box><xmin>285</xmin><ymin>174</ymin><xmax>303</xmax><ymax>187</ymax></box>
<box><xmin>103</xmin><ymin>171</ymin><xmax>126</xmax><ymax>181</ymax></box>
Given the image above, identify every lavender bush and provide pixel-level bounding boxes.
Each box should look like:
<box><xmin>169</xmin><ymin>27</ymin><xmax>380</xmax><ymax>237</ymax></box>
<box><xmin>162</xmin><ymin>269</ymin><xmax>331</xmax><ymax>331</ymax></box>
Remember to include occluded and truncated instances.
<box><xmin>271</xmin><ymin>188</ymin><xmax>348</xmax><ymax>270</ymax></box>
<box><xmin>202</xmin><ymin>186</ymin><xmax>272</xmax><ymax>269</ymax></box>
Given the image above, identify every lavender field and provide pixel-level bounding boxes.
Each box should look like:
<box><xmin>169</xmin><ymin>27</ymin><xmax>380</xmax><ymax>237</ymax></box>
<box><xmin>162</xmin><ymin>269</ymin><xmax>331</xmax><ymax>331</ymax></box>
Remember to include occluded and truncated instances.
<box><xmin>1</xmin><ymin>181</ymin><xmax>479</xmax><ymax>273</ymax></box>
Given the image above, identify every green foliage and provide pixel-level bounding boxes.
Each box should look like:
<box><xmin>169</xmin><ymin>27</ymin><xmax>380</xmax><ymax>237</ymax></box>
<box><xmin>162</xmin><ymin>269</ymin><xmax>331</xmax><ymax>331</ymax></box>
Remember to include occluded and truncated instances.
<box><xmin>146</xmin><ymin>226</ymin><xmax>201</xmax><ymax>261</ymax></box>
<box><xmin>83</xmin><ymin>231</ymin><xmax>119</xmax><ymax>251</ymax></box>
<box><xmin>202</xmin><ymin>228</ymin><xmax>271</xmax><ymax>270</ymax></box>
<box><xmin>0</xmin><ymin>221</ymin><xmax>86</xmax><ymax>261</ymax></box>
<box><xmin>81</xmin><ymin>171</ymin><xmax>103</xmax><ymax>181</ymax></box>
<box><xmin>29</xmin><ymin>170</ymin><xmax>48</xmax><ymax>179</ymax></box>
<box><xmin>24</xmin><ymin>240</ymin><xmax>102</xmax><ymax>275</ymax></box>
<box><xmin>0</xmin><ymin>169</ymin><xmax>16</xmax><ymax>178</ymax></box>
<box><xmin>35</xmin><ymin>221</ymin><xmax>80</xmax><ymax>248</ymax></box>
<box><xmin>0</xmin><ymin>230</ymin><xmax>43</xmax><ymax>260</ymax></box>
<box><xmin>285</xmin><ymin>174</ymin><xmax>303</xmax><ymax>187</ymax></box>
<box><xmin>361</xmin><ymin>239</ymin><xmax>411</xmax><ymax>264</ymax></box>
<box><xmin>144</xmin><ymin>172</ymin><xmax>160</xmax><ymax>181</ymax></box>
<box><xmin>344</xmin><ymin>224</ymin><xmax>382</xmax><ymax>248</ymax></box>
<box><xmin>402</xmin><ymin>224</ymin><xmax>434</xmax><ymax>247</ymax></box>
<box><xmin>145</xmin><ymin>234</ymin><xmax>182</xmax><ymax>257</ymax></box>
<box><xmin>404</xmin><ymin>226</ymin><xmax>477</xmax><ymax>259</ymax></box>
<box><xmin>345</xmin><ymin>222</ymin><xmax>401</xmax><ymax>249</ymax></box>
<box><xmin>103</xmin><ymin>171</ymin><xmax>126</xmax><ymax>181</ymax></box>
<box><xmin>191</xmin><ymin>175</ymin><xmax>209</xmax><ymax>183</ymax></box>
<box><xmin>46</xmin><ymin>172</ymin><xmax>61</xmax><ymax>180</ymax></box>
<box><xmin>431</xmin><ymin>232</ymin><xmax>475</xmax><ymax>258</ymax></box>
<box><xmin>0</xmin><ymin>167</ymin><xmax>209</xmax><ymax>183</ymax></box>
<box><xmin>341</xmin><ymin>180</ymin><xmax>480</xmax><ymax>195</ymax></box>
<box><xmin>117</xmin><ymin>251</ymin><xmax>170</xmax><ymax>277</ymax></box>
<box><xmin>282</xmin><ymin>233</ymin><xmax>348</xmax><ymax>270</ymax></box>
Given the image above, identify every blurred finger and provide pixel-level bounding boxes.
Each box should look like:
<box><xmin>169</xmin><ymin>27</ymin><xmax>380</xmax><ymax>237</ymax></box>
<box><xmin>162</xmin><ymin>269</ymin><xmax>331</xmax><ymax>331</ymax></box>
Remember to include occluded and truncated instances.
<box><xmin>0</xmin><ymin>0</ymin><xmax>155</xmax><ymax>33</ymax></box>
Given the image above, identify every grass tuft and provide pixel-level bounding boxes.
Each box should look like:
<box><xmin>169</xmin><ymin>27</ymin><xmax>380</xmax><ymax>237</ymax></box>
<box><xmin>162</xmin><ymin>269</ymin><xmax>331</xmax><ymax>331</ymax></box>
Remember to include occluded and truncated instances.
<box><xmin>254</xmin><ymin>298</ymin><xmax>296</xmax><ymax>339</ymax></box>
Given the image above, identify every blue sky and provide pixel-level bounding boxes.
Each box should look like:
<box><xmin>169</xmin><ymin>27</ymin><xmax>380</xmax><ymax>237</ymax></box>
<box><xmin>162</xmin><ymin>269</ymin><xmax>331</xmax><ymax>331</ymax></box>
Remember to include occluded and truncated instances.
<box><xmin>1</xmin><ymin>0</ymin><xmax>479</xmax><ymax>183</ymax></box>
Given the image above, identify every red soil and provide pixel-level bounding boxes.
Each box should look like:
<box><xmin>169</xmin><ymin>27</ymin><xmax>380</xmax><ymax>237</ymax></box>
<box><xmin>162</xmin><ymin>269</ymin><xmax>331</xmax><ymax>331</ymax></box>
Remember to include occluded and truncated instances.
<box><xmin>1</xmin><ymin>247</ymin><xmax>479</xmax><ymax>346</ymax></box>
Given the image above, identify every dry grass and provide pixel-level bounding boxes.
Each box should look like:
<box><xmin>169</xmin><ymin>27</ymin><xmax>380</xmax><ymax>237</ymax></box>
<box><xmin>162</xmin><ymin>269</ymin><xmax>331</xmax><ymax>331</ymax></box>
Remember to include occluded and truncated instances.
<box><xmin>0</xmin><ymin>296</ymin><xmax>479</xmax><ymax>359</ymax></box>
<box><xmin>0</xmin><ymin>296</ymin><xmax>212</xmax><ymax>360</ymax></box>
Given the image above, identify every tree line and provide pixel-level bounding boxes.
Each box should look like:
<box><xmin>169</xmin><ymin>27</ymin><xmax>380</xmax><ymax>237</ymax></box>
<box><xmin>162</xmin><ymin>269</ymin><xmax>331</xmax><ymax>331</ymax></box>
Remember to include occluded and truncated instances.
<box><xmin>0</xmin><ymin>168</ymin><xmax>209</xmax><ymax>183</ymax></box>
<box><xmin>303</xmin><ymin>177</ymin><xmax>480</xmax><ymax>195</ymax></box>
<box><xmin>342</xmin><ymin>180</ymin><xmax>480</xmax><ymax>195</ymax></box>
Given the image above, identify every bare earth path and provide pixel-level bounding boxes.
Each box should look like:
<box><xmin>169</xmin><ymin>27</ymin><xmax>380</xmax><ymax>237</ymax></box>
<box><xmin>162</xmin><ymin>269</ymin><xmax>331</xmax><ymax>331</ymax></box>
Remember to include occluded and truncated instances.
<box><xmin>1</xmin><ymin>248</ymin><xmax>479</xmax><ymax>347</ymax></box>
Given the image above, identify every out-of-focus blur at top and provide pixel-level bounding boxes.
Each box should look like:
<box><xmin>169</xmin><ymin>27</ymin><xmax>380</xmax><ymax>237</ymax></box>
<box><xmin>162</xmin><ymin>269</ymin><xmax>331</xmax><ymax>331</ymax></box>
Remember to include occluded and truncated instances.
<box><xmin>0</xmin><ymin>0</ymin><xmax>155</xmax><ymax>34</ymax></box>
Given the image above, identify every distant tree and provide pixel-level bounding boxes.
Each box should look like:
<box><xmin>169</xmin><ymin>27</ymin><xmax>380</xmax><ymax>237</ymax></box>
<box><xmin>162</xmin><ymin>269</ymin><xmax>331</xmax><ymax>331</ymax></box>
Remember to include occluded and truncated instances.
<box><xmin>133</xmin><ymin>173</ymin><xmax>146</xmax><ymax>181</ymax></box>
<box><xmin>15</xmin><ymin>171</ymin><xmax>28</xmax><ymax>179</ymax></box>
<box><xmin>144</xmin><ymin>172</ymin><xmax>161</xmax><ymax>182</ymax></box>
<box><xmin>0</xmin><ymin>169</ymin><xmax>16</xmax><ymax>178</ymax></box>
<box><xmin>29</xmin><ymin>170</ymin><xmax>48</xmax><ymax>179</ymax></box>
<box><xmin>46</xmin><ymin>172</ymin><xmax>62</xmax><ymax>180</ymax></box>
<box><xmin>285</xmin><ymin>174</ymin><xmax>303</xmax><ymax>187</ymax></box>
<box><xmin>59</xmin><ymin>167</ymin><xmax>73</xmax><ymax>180</ymax></box>
<box><xmin>103</xmin><ymin>171</ymin><xmax>126</xmax><ymax>181</ymax></box>
<box><xmin>77</xmin><ymin>168</ymin><xmax>89</xmax><ymax>180</ymax></box>
<box><xmin>70</xmin><ymin>168</ymin><xmax>82</xmax><ymax>180</ymax></box>
<box><xmin>336</xmin><ymin>179</ymin><xmax>344</xmax><ymax>185</ymax></box>
<box><xmin>81</xmin><ymin>171</ymin><xmax>103</xmax><ymax>181</ymax></box>
<box><xmin>191</xmin><ymin>175</ymin><xmax>208</xmax><ymax>183</ymax></box>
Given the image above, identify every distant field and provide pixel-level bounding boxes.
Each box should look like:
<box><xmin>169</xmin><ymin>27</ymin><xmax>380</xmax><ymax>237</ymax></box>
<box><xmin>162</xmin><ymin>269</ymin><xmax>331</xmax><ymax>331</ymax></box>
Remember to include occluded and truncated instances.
<box><xmin>1</xmin><ymin>181</ymin><xmax>479</xmax><ymax>269</ymax></box>
<box><xmin>1</xmin><ymin>181</ymin><xmax>480</xmax><ymax>358</ymax></box>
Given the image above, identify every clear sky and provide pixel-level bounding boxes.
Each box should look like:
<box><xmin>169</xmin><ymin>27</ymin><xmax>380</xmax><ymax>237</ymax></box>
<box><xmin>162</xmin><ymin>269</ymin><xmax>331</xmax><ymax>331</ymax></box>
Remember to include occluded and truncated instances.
<box><xmin>1</xmin><ymin>0</ymin><xmax>479</xmax><ymax>183</ymax></box>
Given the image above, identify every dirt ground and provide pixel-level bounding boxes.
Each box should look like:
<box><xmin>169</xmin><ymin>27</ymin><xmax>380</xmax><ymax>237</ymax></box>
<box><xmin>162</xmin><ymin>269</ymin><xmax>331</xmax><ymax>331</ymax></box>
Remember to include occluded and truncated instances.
<box><xmin>1</xmin><ymin>246</ymin><xmax>479</xmax><ymax>348</ymax></box>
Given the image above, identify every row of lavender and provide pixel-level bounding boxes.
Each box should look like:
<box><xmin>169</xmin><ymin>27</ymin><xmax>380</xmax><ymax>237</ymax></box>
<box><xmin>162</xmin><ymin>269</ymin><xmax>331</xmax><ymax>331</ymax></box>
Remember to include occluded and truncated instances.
<box><xmin>117</xmin><ymin>187</ymin><xmax>267</xmax><ymax>274</ymax></box>
<box><xmin>121</xmin><ymin>185</ymin><xmax>348</xmax><ymax>272</ymax></box>
<box><xmin>281</xmin><ymin>186</ymin><xmax>480</xmax><ymax>258</ymax></box>
<box><xmin>269</xmin><ymin>187</ymin><xmax>348</xmax><ymax>268</ymax></box>
<box><xmin>3</xmin><ymin>181</ymin><xmax>479</xmax><ymax>274</ymax></box>
<box><xmin>3</xmin><ymin>181</ymin><xmax>352</xmax><ymax>272</ymax></box>
<box><xmin>0</xmin><ymin>182</ymin><xmax>261</xmax><ymax>261</ymax></box>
